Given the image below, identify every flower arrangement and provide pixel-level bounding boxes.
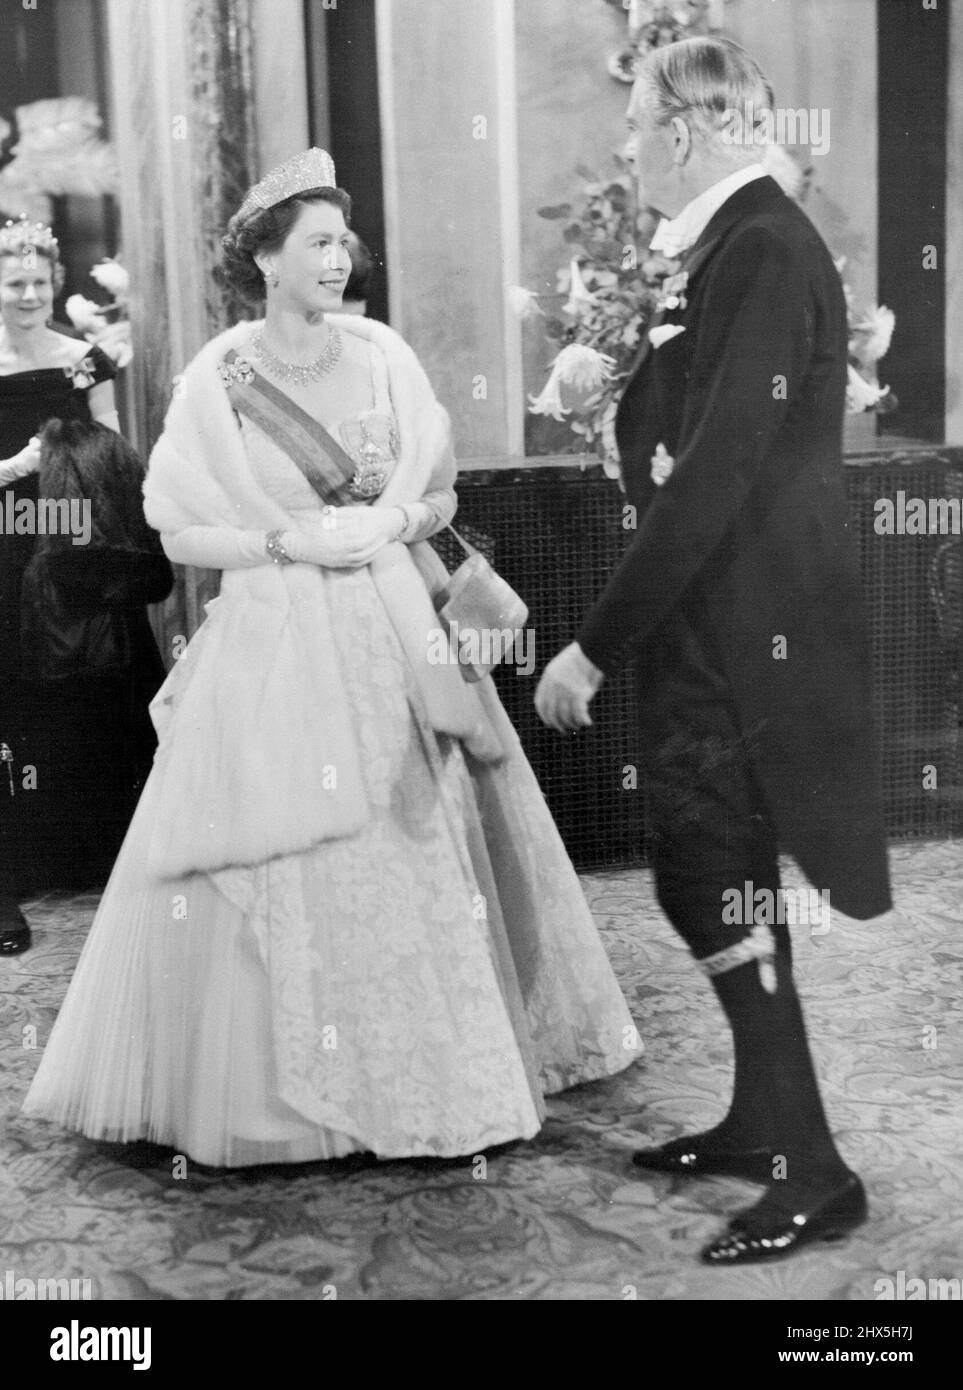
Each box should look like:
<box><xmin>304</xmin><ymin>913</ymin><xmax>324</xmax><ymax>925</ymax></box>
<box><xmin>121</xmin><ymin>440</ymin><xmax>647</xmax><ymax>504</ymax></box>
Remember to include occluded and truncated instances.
<box><xmin>65</xmin><ymin>258</ymin><xmax>133</xmax><ymax>369</ymax></box>
<box><xmin>516</xmin><ymin>157</ymin><xmax>665</xmax><ymax>474</ymax></box>
<box><xmin>0</xmin><ymin>98</ymin><xmax>117</xmax><ymax>223</ymax></box>
<box><xmin>518</xmin><ymin>142</ymin><xmax>896</xmax><ymax>473</ymax></box>
<box><xmin>838</xmin><ymin>265</ymin><xmax>896</xmax><ymax>415</ymax></box>
<box><xmin>603</xmin><ymin>1</ymin><xmax>725</xmax><ymax>82</ymax></box>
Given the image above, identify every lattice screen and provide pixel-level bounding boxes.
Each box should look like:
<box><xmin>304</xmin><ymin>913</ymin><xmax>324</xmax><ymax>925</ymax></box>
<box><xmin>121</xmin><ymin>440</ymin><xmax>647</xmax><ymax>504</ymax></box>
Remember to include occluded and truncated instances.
<box><xmin>440</xmin><ymin>452</ymin><xmax>963</xmax><ymax>869</ymax></box>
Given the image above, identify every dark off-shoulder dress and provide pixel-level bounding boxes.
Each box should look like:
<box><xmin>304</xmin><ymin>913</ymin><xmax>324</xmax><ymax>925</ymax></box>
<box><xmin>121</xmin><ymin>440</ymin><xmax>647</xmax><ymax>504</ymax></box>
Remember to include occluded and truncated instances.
<box><xmin>0</xmin><ymin>346</ymin><xmax>170</xmax><ymax>894</ymax></box>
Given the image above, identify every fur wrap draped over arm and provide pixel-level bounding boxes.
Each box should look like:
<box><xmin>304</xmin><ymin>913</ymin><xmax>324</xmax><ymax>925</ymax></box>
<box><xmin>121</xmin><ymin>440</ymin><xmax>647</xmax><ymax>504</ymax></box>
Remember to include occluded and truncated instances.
<box><xmin>141</xmin><ymin>314</ymin><xmax>505</xmax><ymax>880</ymax></box>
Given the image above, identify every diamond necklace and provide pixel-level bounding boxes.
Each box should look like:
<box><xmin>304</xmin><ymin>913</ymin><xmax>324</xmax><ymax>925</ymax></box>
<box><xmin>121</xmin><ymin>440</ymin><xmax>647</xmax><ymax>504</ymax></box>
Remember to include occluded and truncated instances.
<box><xmin>251</xmin><ymin>325</ymin><xmax>343</xmax><ymax>387</ymax></box>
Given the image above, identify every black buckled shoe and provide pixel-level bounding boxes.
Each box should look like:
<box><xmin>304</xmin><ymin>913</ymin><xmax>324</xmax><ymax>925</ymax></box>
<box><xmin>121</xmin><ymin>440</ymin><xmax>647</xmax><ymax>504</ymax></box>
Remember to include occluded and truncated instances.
<box><xmin>700</xmin><ymin>1172</ymin><xmax>867</xmax><ymax>1265</ymax></box>
<box><xmin>632</xmin><ymin>1133</ymin><xmax>776</xmax><ymax>1181</ymax></box>
<box><xmin>0</xmin><ymin>901</ymin><xmax>31</xmax><ymax>956</ymax></box>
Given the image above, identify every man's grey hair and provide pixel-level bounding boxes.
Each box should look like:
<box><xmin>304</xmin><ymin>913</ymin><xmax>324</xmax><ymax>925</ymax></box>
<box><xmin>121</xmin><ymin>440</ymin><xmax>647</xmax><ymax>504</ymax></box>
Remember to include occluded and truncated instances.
<box><xmin>634</xmin><ymin>36</ymin><xmax>774</xmax><ymax>149</ymax></box>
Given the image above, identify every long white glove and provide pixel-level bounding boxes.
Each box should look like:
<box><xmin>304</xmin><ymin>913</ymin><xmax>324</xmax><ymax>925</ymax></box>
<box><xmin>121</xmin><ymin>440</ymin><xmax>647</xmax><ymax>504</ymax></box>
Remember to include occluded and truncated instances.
<box><xmin>160</xmin><ymin>527</ymin><xmax>279</xmax><ymax>570</ymax></box>
<box><xmin>161</xmin><ymin>509</ymin><xmax>404</xmax><ymax>572</ymax></box>
<box><xmin>0</xmin><ymin>436</ymin><xmax>42</xmax><ymax>487</ymax></box>
<box><xmin>392</xmin><ymin>490</ymin><xmax>455</xmax><ymax>543</ymax></box>
<box><xmin>290</xmin><ymin>507</ymin><xmax>403</xmax><ymax>567</ymax></box>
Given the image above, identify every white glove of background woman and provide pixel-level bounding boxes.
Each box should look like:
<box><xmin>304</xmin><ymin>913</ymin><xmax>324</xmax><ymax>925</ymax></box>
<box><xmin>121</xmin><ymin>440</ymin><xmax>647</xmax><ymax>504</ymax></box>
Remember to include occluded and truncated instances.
<box><xmin>0</xmin><ymin>436</ymin><xmax>42</xmax><ymax>487</ymax></box>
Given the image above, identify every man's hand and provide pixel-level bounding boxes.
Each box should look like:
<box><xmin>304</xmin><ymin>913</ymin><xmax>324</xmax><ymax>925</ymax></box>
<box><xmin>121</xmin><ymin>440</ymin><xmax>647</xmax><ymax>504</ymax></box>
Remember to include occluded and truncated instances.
<box><xmin>534</xmin><ymin>642</ymin><xmax>605</xmax><ymax>732</ymax></box>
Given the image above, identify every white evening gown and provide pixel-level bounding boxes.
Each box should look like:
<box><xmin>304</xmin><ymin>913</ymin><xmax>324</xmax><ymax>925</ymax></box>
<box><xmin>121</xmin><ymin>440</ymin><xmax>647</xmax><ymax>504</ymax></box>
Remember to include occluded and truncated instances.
<box><xmin>23</xmin><ymin>399</ymin><xmax>640</xmax><ymax>1167</ymax></box>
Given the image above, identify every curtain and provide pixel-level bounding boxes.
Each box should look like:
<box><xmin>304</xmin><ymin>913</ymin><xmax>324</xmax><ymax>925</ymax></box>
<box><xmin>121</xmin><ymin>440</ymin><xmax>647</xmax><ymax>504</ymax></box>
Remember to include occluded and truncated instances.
<box><xmin>105</xmin><ymin>0</ymin><xmax>258</xmax><ymax>659</ymax></box>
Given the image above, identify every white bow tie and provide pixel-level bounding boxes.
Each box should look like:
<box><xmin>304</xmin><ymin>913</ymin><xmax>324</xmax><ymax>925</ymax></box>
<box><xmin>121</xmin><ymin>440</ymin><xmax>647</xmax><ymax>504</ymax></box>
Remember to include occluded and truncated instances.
<box><xmin>648</xmin><ymin>217</ymin><xmax>693</xmax><ymax>261</ymax></box>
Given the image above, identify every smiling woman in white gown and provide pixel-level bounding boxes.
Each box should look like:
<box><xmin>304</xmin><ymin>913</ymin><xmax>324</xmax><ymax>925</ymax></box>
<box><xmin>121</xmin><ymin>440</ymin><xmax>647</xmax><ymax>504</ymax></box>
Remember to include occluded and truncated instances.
<box><xmin>22</xmin><ymin>149</ymin><xmax>640</xmax><ymax>1167</ymax></box>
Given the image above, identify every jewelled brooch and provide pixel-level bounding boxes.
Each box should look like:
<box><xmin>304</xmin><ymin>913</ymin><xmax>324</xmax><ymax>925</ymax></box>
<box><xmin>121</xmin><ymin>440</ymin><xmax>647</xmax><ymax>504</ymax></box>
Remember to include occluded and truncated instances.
<box><xmin>218</xmin><ymin>356</ymin><xmax>255</xmax><ymax>387</ymax></box>
<box><xmin>342</xmin><ymin>416</ymin><xmax>398</xmax><ymax>500</ymax></box>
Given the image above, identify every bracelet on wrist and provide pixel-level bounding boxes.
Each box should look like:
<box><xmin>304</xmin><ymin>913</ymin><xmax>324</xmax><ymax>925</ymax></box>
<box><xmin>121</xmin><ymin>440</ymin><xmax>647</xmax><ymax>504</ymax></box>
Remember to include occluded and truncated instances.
<box><xmin>395</xmin><ymin>504</ymin><xmax>413</xmax><ymax>541</ymax></box>
<box><xmin>265</xmin><ymin>529</ymin><xmax>294</xmax><ymax>565</ymax></box>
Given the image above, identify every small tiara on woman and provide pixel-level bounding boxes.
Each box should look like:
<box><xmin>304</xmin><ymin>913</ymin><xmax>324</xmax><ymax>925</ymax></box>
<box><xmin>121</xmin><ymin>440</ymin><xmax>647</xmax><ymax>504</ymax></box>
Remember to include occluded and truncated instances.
<box><xmin>0</xmin><ymin>215</ymin><xmax>59</xmax><ymax>256</ymax></box>
<box><xmin>237</xmin><ymin>148</ymin><xmax>337</xmax><ymax>220</ymax></box>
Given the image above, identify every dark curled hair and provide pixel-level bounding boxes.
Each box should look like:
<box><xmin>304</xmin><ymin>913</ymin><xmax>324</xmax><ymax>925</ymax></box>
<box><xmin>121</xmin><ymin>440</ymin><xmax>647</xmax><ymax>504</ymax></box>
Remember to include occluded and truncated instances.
<box><xmin>218</xmin><ymin>186</ymin><xmax>352</xmax><ymax>304</ymax></box>
<box><xmin>344</xmin><ymin>231</ymin><xmax>374</xmax><ymax>303</ymax></box>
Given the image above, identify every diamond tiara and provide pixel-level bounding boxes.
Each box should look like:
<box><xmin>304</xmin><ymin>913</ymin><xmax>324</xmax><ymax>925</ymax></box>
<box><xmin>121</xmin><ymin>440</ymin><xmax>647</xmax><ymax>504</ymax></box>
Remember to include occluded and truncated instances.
<box><xmin>237</xmin><ymin>148</ymin><xmax>338</xmax><ymax>220</ymax></box>
<box><xmin>0</xmin><ymin>215</ymin><xmax>60</xmax><ymax>258</ymax></box>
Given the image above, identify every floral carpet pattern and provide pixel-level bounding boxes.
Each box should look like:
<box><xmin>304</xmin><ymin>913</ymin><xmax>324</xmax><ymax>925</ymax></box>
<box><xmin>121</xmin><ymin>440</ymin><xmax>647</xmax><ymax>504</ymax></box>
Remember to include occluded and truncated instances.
<box><xmin>1</xmin><ymin>839</ymin><xmax>961</xmax><ymax>1301</ymax></box>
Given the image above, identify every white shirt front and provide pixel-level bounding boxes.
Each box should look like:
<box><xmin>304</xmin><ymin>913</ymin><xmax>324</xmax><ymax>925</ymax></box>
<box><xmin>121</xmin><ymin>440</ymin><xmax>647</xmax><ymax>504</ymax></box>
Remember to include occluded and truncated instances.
<box><xmin>648</xmin><ymin>163</ymin><xmax>768</xmax><ymax>260</ymax></box>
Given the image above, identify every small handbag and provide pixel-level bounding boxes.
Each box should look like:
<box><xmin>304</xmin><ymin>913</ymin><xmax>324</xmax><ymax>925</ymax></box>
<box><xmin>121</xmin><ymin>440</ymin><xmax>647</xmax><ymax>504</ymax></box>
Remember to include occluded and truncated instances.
<box><xmin>433</xmin><ymin>526</ymin><xmax>529</xmax><ymax>682</ymax></box>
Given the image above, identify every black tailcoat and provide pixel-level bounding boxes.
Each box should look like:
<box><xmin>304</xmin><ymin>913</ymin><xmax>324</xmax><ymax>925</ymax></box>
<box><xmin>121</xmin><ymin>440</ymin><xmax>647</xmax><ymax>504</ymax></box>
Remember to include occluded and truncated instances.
<box><xmin>577</xmin><ymin>175</ymin><xmax>891</xmax><ymax>920</ymax></box>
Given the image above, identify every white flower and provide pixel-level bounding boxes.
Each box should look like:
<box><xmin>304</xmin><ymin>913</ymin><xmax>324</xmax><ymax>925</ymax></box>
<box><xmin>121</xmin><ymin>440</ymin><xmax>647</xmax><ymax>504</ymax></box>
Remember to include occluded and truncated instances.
<box><xmin>0</xmin><ymin>168</ymin><xmax>51</xmax><ymax>222</ymax></box>
<box><xmin>505</xmin><ymin>284</ymin><xmax>544</xmax><ymax>321</ymax></box>
<box><xmin>64</xmin><ymin>294</ymin><xmax>104</xmax><ymax>333</ymax></box>
<box><xmin>650</xmin><ymin>442</ymin><xmax>675</xmax><ymax>486</ymax></box>
<box><xmin>90</xmin><ymin>258</ymin><xmax>129</xmax><ymax>298</ymax></box>
<box><xmin>529</xmin><ymin>344</ymin><xmax>616</xmax><ymax>421</ymax></box>
<box><xmin>528</xmin><ymin>367</ymin><xmax>570</xmax><ymax>422</ymax></box>
<box><xmin>552</xmin><ymin>343</ymin><xmax>617</xmax><ymax>392</ymax></box>
<box><xmin>39</xmin><ymin>141</ymin><xmax>118</xmax><ymax>197</ymax></box>
<box><xmin>15</xmin><ymin>96</ymin><xmax>103</xmax><ymax>145</ymax></box>
<box><xmin>851</xmin><ymin>305</ymin><xmax>895</xmax><ymax>367</ymax></box>
<box><xmin>6</xmin><ymin>99</ymin><xmax>118</xmax><ymax>199</ymax></box>
<box><xmin>563</xmin><ymin>258</ymin><xmax>597</xmax><ymax>317</ymax></box>
<box><xmin>90</xmin><ymin>319</ymin><xmax>133</xmax><ymax>368</ymax></box>
<box><xmin>846</xmin><ymin>363</ymin><xmax>890</xmax><ymax>413</ymax></box>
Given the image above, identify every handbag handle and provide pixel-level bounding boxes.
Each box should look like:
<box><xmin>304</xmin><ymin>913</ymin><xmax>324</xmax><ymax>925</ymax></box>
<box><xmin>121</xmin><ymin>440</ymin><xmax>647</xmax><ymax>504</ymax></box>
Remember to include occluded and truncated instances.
<box><xmin>445</xmin><ymin>524</ymin><xmax>480</xmax><ymax>559</ymax></box>
<box><xmin>433</xmin><ymin>525</ymin><xmax>483</xmax><ymax>611</ymax></box>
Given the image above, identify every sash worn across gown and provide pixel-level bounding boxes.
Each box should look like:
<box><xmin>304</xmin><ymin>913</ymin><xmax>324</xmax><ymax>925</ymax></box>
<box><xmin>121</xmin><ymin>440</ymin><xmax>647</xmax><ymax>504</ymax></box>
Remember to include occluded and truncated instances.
<box><xmin>22</xmin><ymin>330</ymin><xmax>640</xmax><ymax>1166</ymax></box>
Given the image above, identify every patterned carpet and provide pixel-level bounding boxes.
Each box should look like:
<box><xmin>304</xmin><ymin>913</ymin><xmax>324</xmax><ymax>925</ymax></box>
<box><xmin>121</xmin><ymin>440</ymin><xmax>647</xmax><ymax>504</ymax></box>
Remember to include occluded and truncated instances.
<box><xmin>1</xmin><ymin>838</ymin><xmax>961</xmax><ymax>1301</ymax></box>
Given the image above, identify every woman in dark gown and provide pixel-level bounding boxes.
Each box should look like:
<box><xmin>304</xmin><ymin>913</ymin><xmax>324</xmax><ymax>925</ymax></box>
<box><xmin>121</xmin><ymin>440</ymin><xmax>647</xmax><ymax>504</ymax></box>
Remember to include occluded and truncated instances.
<box><xmin>0</xmin><ymin>217</ymin><xmax>172</xmax><ymax>952</ymax></box>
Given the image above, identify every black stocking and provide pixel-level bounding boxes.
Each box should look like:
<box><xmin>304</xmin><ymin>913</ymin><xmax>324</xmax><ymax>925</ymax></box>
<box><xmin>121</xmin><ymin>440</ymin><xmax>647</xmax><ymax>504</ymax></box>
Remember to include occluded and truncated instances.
<box><xmin>704</xmin><ymin>944</ymin><xmax>852</xmax><ymax>1205</ymax></box>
